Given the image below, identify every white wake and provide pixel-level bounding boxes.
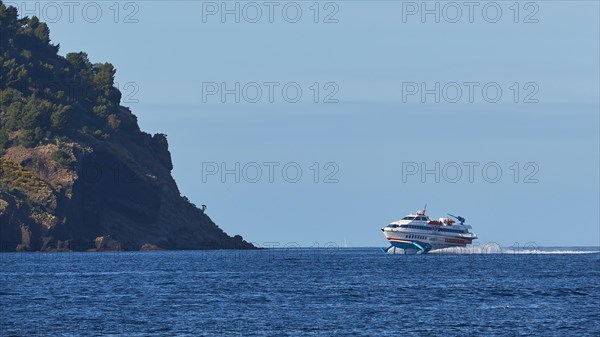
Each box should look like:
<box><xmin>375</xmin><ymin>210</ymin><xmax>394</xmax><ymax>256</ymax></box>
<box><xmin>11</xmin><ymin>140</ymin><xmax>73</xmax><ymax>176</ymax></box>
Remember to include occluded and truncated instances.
<box><xmin>428</xmin><ymin>246</ymin><xmax>600</xmax><ymax>255</ymax></box>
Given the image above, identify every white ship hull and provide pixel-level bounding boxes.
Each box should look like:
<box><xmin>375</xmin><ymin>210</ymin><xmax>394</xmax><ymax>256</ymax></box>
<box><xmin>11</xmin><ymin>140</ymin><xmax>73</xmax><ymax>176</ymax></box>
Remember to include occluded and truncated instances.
<box><xmin>382</xmin><ymin>228</ymin><xmax>474</xmax><ymax>251</ymax></box>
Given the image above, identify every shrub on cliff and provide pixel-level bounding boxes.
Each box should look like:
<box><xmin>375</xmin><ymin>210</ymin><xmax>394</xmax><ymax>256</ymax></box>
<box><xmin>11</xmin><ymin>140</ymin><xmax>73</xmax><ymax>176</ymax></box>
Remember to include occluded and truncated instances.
<box><xmin>0</xmin><ymin>130</ymin><xmax>7</xmax><ymax>150</ymax></box>
<box><xmin>50</xmin><ymin>148</ymin><xmax>75</xmax><ymax>169</ymax></box>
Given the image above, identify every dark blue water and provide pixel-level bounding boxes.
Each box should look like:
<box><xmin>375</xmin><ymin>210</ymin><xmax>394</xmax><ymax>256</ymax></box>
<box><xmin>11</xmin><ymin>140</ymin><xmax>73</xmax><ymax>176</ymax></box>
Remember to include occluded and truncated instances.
<box><xmin>1</xmin><ymin>248</ymin><xmax>599</xmax><ymax>336</ymax></box>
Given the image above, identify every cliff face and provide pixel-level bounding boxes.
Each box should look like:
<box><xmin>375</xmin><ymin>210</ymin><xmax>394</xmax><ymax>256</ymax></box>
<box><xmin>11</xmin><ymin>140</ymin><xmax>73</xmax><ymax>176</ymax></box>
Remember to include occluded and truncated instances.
<box><xmin>0</xmin><ymin>2</ymin><xmax>253</xmax><ymax>251</ymax></box>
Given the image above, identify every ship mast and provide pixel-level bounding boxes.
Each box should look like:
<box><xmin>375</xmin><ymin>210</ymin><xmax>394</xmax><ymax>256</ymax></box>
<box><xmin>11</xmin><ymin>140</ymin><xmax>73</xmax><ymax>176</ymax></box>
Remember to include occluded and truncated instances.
<box><xmin>416</xmin><ymin>203</ymin><xmax>427</xmax><ymax>216</ymax></box>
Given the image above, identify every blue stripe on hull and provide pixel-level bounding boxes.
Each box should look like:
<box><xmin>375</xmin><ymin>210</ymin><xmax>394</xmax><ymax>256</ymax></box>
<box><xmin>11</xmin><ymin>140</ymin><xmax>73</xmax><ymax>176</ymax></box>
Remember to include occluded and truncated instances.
<box><xmin>389</xmin><ymin>242</ymin><xmax>418</xmax><ymax>249</ymax></box>
<box><xmin>388</xmin><ymin>241</ymin><xmax>432</xmax><ymax>253</ymax></box>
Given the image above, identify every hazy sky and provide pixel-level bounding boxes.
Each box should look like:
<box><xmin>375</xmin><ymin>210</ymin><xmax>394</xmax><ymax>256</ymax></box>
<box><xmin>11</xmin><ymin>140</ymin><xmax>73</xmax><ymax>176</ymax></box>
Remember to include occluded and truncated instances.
<box><xmin>11</xmin><ymin>0</ymin><xmax>599</xmax><ymax>247</ymax></box>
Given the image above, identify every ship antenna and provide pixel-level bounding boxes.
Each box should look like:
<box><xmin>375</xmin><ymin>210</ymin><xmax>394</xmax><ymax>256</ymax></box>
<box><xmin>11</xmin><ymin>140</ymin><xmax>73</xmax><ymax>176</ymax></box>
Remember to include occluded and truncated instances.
<box><xmin>423</xmin><ymin>203</ymin><xmax>427</xmax><ymax>215</ymax></box>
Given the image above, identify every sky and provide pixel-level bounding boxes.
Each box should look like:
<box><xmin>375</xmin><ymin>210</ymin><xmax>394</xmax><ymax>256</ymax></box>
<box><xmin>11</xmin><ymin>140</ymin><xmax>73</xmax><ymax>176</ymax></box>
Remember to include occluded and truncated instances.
<box><xmin>9</xmin><ymin>0</ymin><xmax>599</xmax><ymax>247</ymax></box>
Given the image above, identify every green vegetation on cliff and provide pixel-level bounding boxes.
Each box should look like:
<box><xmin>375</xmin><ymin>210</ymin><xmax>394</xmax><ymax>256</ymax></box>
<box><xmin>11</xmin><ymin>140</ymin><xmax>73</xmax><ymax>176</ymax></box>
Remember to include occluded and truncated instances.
<box><xmin>0</xmin><ymin>158</ymin><xmax>51</xmax><ymax>200</ymax></box>
<box><xmin>0</xmin><ymin>2</ymin><xmax>124</xmax><ymax>150</ymax></box>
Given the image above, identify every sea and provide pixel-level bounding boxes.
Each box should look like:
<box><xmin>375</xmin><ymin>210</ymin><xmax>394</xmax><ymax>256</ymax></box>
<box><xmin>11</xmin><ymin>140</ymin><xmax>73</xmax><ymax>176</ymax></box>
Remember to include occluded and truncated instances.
<box><xmin>1</xmin><ymin>247</ymin><xmax>599</xmax><ymax>336</ymax></box>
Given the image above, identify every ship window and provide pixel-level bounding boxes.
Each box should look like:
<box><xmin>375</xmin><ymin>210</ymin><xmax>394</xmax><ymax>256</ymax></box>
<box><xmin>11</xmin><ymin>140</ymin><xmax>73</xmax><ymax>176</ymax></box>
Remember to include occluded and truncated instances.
<box><xmin>402</xmin><ymin>217</ymin><xmax>416</xmax><ymax>220</ymax></box>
